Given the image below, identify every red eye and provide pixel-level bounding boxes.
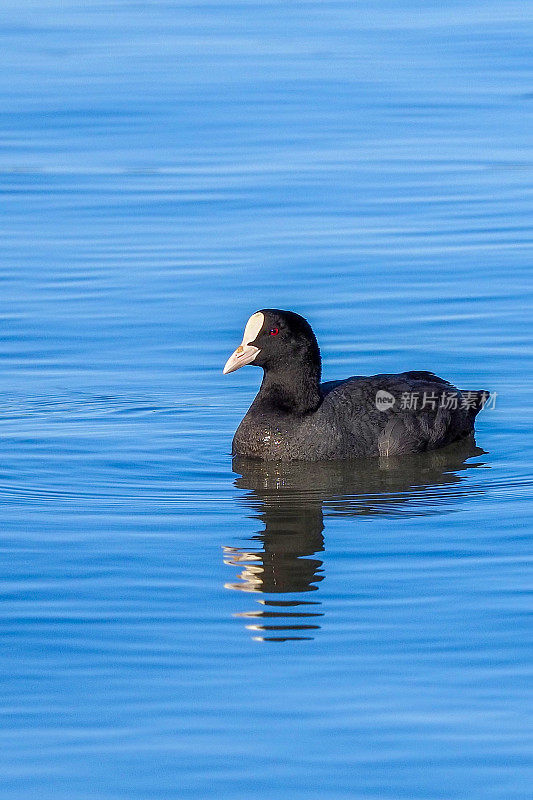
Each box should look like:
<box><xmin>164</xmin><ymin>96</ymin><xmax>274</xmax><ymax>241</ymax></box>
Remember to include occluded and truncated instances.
<box><xmin>269</xmin><ymin>327</ymin><xmax>279</xmax><ymax>336</ymax></box>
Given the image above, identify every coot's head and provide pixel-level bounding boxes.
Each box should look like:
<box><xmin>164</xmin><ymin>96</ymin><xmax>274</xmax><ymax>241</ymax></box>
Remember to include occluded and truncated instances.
<box><xmin>223</xmin><ymin>309</ymin><xmax>321</xmax><ymax>378</ymax></box>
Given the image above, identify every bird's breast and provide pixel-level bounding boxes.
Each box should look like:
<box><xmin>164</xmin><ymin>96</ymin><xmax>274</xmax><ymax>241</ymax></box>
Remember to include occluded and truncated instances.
<box><xmin>232</xmin><ymin>414</ymin><xmax>298</xmax><ymax>459</ymax></box>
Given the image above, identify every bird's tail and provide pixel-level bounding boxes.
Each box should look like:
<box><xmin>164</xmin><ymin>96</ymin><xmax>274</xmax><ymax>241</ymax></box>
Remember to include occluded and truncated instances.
<box><xmin>461</xmin><ymin>389</ymin><xmax>491</xmax><ymax>417</ymax></box>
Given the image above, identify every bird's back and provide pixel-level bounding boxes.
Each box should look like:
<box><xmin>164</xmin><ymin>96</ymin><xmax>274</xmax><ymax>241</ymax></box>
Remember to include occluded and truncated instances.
<box><xmin>319</xmin><ymin>371</ymin><xmax>487</xmax><ymax>458</ymax></box>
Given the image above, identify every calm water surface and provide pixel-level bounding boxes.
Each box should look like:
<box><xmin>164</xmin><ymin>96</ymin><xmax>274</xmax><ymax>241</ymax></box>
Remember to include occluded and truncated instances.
<box><xmin>1</xmin><ymin>1</ymin><xmax>532</xmax><ymax>798</ymax></box>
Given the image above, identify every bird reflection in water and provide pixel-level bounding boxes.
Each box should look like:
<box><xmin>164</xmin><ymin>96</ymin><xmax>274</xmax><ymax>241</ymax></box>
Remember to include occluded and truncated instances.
<box><xmin>224</xmin><ymin>471</ymin><xmax>325</xmax><ymax>642</ymax></box>
<box><xmin>225</xmin><ymin>438</ymin><xmax>486</xmax><ymax>642</ymax></box>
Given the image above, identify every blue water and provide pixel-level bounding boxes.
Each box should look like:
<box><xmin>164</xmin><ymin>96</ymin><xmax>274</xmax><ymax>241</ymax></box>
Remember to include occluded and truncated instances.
<box><xmin>1</xmin><ymin>1</ymin><xmax>532</xmax><ymax>797</ymax></box>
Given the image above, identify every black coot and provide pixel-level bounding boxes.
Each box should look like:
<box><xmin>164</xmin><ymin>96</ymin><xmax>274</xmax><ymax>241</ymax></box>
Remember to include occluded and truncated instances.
<box><xmin>223</xmin><ymin>309</ymin><xmax>488</xmax><ymax>461</ymax></box>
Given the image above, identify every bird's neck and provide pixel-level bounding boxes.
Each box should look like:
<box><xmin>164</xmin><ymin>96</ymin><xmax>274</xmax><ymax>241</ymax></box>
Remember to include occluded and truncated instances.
<box><xmin>255</xmin><ymin>363</ymin><xmax>322</xmax><ymax>415</ymax></box>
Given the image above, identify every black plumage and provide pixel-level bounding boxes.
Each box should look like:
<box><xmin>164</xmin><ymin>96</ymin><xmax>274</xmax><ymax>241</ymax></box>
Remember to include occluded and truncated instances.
<box><xmin>224</xmin><ymin>309</ymin><xmax>488</xmax><ymax>461</ymax></box>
